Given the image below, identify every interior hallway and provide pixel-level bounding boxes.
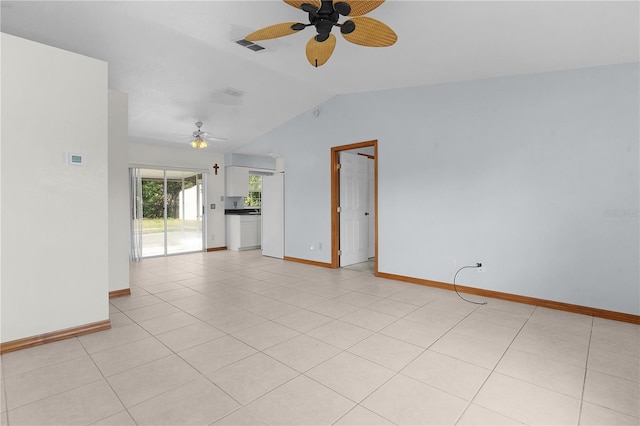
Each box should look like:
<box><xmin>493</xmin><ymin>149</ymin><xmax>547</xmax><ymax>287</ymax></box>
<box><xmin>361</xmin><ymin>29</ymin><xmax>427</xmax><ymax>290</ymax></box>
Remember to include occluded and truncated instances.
<box><xmin>1</xmin><ymin>250</ymin><xmax>638</xmax><ymax>425</ymax></box>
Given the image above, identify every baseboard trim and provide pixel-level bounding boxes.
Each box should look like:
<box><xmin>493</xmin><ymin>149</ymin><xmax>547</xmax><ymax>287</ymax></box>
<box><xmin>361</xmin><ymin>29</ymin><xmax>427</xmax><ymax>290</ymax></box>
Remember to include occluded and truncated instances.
<box><xmin>109</xmin><ymin>288</ymin><xmax>131</xmax><ymax>298</ymax></box>
<box><xmin>0</xmin><ymin>320</ymin><xmax>111</xmax><ymax>354</ymax></box>
<box><xmin>284</xmin><ymin>256</ymin><xmax>333</xmax><ymax>269</ymax></box>
<box><xmin>207</xmin><ymin>246</ymin><xmax>227</xmax><ymax>252</ymax></box>
<box><xmin>376</xmin><ymin>272</ymin><xmax>640</xmax><ymax>325</ymax></box>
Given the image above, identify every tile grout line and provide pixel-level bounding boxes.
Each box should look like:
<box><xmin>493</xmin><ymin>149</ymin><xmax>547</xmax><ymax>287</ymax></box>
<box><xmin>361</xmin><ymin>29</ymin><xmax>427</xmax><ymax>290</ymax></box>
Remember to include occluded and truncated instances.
<box><xmin>82</xmin><ymin>338</ymin><xmax>140</xmax><ymax>425</ymax></box>
<box><xmin>110</xmin><ymin>295</ymin><xmax>242</xmax><ymax>418</ymax></box>
<box><xmin>577</xmin><ymin>315</ymin><xmax>595</xmax><ymax>426</ymax></box>
<box><xmin>110</xmin><ymin>287</ymin><xmax>252</xmax><ymax>423</ymax></box>
<box><xmin>134</xmin><ymin>268</ymin><xmax>321</xmax><ymax>421</ymax></box>
<box><xmin>317</xmin><ymin>298</ymin><xmax>480</xmax><ymax>425</ymax></box>
<box><xmin>4</xmin><ymin>340</ymin><xmax>97</xmax><ymax>410</ymax></box>
<box><xmin>452</xmin><ymin>305</ymin><xmax>535</xmax><ymax>425</ymax></box>
<box><xmin>194</xmin><ymin>265</ymin><xmax>414</xmax><ymax>425</ymax></box>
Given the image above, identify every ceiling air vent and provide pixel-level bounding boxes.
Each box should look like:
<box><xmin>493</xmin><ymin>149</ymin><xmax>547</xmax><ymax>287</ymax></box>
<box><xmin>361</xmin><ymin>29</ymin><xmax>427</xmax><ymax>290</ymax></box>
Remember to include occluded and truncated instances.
<box><xmin>236</xmin><ymin>39</ymin><xmax>265</xmax><ymax>52</ymax></box>
<box><xmin>224</xmin><ymin>87</ymin><xmax>245</xmax><ymax>98</ymax></box>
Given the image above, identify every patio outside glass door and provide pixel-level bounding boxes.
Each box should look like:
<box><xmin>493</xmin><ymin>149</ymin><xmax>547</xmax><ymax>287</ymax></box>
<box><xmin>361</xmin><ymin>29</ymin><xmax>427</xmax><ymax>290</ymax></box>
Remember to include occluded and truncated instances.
<box><xmin>137</xmin><ymin>168</ymin><xmax>204</xmax><ymax>257</ymax></box>
<box><xmin>166</xmin><ymin>170</ymin><xmax>204</xmax><ymax>255</ymax></box>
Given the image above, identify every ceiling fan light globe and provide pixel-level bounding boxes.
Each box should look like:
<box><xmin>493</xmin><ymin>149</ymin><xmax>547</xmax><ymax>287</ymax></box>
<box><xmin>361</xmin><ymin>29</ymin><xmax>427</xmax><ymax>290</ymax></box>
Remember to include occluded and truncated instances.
<box><xmin>190</xmin><ymin>140</ymin><xmax>198</xmax><ymax>148</ymax></box>
<box><xmin>200</xmin><ymin>140</ymin><xmax>208</xmax><ymax>149</ymax></box>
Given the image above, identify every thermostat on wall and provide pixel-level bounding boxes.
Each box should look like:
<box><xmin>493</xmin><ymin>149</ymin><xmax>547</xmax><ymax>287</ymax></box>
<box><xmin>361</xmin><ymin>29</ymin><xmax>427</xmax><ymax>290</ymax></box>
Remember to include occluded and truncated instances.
<box><xmin>67</xmin><ymin>153</ymin><xmax>84</xmax><ymax>166</ymax></box>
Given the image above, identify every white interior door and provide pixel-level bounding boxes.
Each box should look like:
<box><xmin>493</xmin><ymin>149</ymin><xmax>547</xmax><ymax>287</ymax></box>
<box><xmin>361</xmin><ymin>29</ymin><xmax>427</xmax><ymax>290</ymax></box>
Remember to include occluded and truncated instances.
<box><xmin>367</xmin><ymin>158</ymin><xmax>375</xmax><ymax>259</ymax></box>
<box><xmin>262</xmin><ymin>172</ymin><xmax>284</xmax><ymax>259</ymax></box>
<box><xmin>339</xmin><ymin>152</ymin><xmax>369</xmax><ymax>266</ymax></box>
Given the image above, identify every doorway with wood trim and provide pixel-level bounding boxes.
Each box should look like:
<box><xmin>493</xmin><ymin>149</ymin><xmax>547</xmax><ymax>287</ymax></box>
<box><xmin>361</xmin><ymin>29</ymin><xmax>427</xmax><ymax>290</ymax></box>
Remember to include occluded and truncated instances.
<box><xmin>331</xmin><ymin>140</ymin><xmax>378</xmax><ymax>274</ymax></box>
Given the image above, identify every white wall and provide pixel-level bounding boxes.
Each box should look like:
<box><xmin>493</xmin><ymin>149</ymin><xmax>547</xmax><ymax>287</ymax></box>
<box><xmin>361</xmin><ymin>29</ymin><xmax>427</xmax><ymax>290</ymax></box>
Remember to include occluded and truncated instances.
<box><xmin>108</xmin><ymin>90</ymin><xmax>130</xmax><ymax>292</ymax></box>
<box><xmin>235</xmin><ymin>63</ymin><xmax>640</xmax><ymax>315</ymax></box>
<box><xmin>225</xmin><ymin>153</ymin><xmax>275</xmax><ymax>169</ymax></box>
<box><xmin>129</xmin><ymin>143</ymin><xmax>226</xmax><ymax>248</ymax></box>
<box><xmin>1</xmin><ymin>34</ymin><xmax>109</xmax><ymax>342</ymax></box>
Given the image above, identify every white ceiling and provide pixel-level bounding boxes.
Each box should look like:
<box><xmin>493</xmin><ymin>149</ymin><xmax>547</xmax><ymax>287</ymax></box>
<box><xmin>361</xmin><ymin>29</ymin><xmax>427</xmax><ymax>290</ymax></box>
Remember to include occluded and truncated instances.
<box><xmin>1</xmin><ymin>1</ymin><xmax>638</xmax><ymax>154</ymax></box>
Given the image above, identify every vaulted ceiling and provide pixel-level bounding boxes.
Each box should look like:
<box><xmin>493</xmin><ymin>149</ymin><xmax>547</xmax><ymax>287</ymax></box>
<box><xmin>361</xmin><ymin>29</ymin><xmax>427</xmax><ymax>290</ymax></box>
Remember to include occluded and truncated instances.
<box><xmin>2</xmin><ymin>1</ymin><xmax>638</xmax><ymax>153</ymax></box>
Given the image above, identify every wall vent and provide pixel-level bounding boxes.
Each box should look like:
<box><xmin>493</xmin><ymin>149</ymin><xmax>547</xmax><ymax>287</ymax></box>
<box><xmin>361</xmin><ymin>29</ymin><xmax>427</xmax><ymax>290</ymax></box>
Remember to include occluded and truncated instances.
<box><xmin>236</xmin><ymin>39</ymin><xmax>265</xmax><ymax>52</ymax></box>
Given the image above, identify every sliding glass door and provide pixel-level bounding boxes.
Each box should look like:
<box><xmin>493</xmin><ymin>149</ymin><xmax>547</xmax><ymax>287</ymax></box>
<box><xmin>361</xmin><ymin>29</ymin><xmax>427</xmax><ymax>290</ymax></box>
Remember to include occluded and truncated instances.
<box><xmin>131</xmin><ymin>168</ymin><xmax>205</xmax><ymax>258</ymax></box>
<box><xmin>165</xmin><ymin>170</ymin><xmax>204</xmax><ymax>255</ymax></box>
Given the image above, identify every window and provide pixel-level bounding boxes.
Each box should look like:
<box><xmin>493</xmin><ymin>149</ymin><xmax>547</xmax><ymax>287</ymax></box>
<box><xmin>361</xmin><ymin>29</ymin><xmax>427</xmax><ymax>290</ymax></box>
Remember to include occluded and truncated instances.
<box><xmin>245</xmin><ymin>173</ymin><xmax>262</xmax><ymax>207</ymax></box>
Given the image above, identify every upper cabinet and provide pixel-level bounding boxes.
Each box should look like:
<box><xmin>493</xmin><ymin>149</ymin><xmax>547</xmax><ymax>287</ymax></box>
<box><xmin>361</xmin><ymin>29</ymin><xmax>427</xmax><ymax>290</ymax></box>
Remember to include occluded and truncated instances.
<box><xmin>226</xmin><ymin>166</ymin><xmax>249</xmax><ymax>197</ymax></box>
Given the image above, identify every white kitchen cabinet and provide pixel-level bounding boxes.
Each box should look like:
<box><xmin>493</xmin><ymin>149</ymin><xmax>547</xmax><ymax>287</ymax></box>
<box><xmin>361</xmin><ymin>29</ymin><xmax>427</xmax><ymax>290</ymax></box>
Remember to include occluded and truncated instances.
<box><xmin>226</xmin><ymin>214</ymin><xmax>261</xmax><ymax>251</ymax></box>
<box><xmin>225</xmin><ymin>166</ymin><xmax>249</xmax><ymax>197</ymax></box>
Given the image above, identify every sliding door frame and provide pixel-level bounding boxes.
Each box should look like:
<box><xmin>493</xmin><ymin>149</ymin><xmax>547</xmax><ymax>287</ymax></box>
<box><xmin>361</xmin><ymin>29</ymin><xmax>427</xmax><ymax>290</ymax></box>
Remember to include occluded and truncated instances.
<box><xmin>130</xmin><ymin>165</ymin><xmax>208</xmax><ymax>258</ymax></box>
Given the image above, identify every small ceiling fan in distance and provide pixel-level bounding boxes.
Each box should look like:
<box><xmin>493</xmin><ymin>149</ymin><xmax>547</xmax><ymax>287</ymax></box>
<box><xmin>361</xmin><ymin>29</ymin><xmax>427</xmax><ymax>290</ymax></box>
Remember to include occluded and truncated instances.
<box><xmin>178</xmin><ymin>122</ymin><xmax>227</xmax><ymax>149</ymax></box>
<box><xmin>245</xmin><ymin>0</ymin><xmax>397</xmax><ymax>67</ymax></box>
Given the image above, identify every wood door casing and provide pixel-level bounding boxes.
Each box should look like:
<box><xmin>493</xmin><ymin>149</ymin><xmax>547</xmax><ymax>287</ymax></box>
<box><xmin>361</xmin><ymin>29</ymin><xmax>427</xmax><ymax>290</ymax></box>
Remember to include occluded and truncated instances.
<box><xmin>330</xmin><ymin>140</ymin><xmax>378</xmax><ymax>273</ymax></box>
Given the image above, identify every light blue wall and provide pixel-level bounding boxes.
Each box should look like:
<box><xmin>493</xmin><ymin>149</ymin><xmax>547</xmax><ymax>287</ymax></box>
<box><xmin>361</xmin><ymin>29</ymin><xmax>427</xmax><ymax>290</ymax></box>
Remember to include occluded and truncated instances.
<box><xmin>236</xmin><ymin>63</ymin><xmax>639</xmax><ymax>315</ymax></box>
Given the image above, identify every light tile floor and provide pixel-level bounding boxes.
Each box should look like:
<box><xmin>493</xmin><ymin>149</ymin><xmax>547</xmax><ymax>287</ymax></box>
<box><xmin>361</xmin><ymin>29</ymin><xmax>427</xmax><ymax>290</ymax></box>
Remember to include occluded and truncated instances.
<box><xmin>1</xmin><ymin>250</ymin><xmax>639</xmax><ymax>425</ymax></box>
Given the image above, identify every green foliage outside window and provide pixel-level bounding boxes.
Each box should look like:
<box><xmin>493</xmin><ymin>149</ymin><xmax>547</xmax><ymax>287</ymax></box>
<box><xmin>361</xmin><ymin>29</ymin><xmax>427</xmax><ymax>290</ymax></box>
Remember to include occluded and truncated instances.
<box><xmin>141</xmin><ymin>178</ymin><xmax>196</xmax><ymax>218</ymax></box>
<box><xmin>245</xmin><ymin>174</ymin><xmax>262</xmax><ymax>207</ymax></box>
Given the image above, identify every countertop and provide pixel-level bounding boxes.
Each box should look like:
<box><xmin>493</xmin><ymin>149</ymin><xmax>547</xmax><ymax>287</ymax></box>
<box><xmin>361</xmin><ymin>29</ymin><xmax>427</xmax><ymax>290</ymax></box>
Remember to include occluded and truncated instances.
<box><xmin>225</xmin><ymin>208</ymin><xmax>261</xmax><ymax>215</ymax></box>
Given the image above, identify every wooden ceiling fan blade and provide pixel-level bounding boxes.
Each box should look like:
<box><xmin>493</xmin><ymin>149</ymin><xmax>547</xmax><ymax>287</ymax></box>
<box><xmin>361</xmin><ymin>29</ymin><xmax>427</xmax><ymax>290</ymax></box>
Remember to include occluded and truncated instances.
<box><xmin>201</xmin><ymin>134</ymin><xmax>224</xmax><ymax>141</ymax></box>
<box><xmin>283</xmin><ymin>0</ymin><xmax>321</xmax><ymax>11</ymax></box>
<box><xmin>305</xmin><ymin>34</ymin><xmax>336</xmax><ymax>67</ymax></box>
<box><xmin>337</xmin><ymin>0</ymin><xmax>385</xmax><ymax>16</ymax></box>
<box><xmin>341</xmin><ymin>17</ymin><xmax>397</xmax><ymax>47</ymax></box>
<box><xmin>245</xmin><ymin>22</ymin><xmax>305</xmax><ymax>41</ymax></box>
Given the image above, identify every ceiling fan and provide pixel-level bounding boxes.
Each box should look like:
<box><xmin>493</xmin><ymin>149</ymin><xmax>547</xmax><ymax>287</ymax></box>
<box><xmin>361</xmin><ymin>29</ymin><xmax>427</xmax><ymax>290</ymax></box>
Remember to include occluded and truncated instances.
<box><xmin>245</xmin><ymin>0</ymin><xmax>397</xmax><ymax>67</ymax></box>
<box><xmin>178</xmin><ymin>122</ymin><xmax>227</xmax><ymax>149</ymax></box>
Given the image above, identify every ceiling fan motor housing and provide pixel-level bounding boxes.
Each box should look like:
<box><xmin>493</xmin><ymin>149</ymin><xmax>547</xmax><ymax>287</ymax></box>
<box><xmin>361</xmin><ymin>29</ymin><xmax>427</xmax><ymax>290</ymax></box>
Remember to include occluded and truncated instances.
<box><xmin>193</xmin><ymin>121</ymin><xmax>204</xmax><ymax>137</ymax></box>
<box><xmin>308</xmin><ymin>0</ymin><xmax>341</xmax><ymax>41</ymax></box>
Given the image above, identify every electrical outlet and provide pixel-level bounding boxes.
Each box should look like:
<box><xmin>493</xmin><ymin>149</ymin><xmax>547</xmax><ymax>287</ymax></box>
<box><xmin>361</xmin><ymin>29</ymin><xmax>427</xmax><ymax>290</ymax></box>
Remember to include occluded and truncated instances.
<box><xmin>318</xmin><ymin>243</ymin><xmax>323</xmax><ymax>250</ymax></box>
<box><xmin>478</xmin><ymin>266</ymin><xmax>486</xmax><ymax>272</ymax></box>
